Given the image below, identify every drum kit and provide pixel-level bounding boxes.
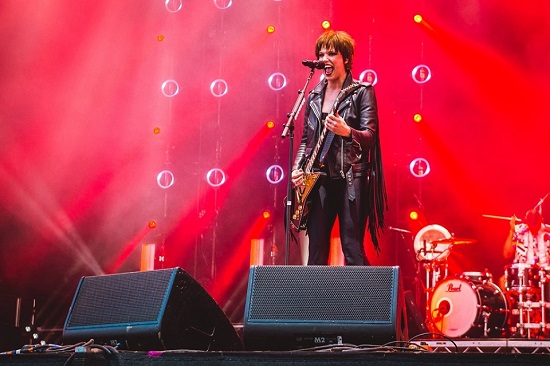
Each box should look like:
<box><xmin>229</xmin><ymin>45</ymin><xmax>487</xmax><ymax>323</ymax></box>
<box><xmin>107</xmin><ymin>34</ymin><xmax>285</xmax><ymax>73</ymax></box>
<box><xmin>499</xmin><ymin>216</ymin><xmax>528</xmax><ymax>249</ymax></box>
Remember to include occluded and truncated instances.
<box><xmin>393</xmin><ymin>194</ymin><xmax>550</xmax><ymax>339</ymax></box>
<box><xmin>408</xmin><ymin>217</ymin><xmax>550</xmax><ymax>339</ymax></box>
<box><xmin>410</xmin><ymin>224</ymin><xmax>508</xmax><ymax>339</ymax></box>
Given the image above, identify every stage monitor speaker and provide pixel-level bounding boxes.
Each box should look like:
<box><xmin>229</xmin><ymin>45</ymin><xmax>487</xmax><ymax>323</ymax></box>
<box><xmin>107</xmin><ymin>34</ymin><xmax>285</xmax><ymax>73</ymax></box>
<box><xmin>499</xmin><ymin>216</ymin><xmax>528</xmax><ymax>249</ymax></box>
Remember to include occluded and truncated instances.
<box><xmin>243</xmin><ymin>265</ymin><xmax>407</xmax><ymax>351</ymax></box>
<box><xmin>63</xmin><ymin>267</ymin><xmax>243</xmax><ymax>351</ymax></box>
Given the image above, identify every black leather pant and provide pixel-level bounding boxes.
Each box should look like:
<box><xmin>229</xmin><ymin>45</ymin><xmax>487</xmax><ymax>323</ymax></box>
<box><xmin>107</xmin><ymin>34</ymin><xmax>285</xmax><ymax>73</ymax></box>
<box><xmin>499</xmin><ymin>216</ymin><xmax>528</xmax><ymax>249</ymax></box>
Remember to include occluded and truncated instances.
<box><xmin>306</xmin><ymin>174</ymin><xmax>369</xmax><ymax>265</ymax></box>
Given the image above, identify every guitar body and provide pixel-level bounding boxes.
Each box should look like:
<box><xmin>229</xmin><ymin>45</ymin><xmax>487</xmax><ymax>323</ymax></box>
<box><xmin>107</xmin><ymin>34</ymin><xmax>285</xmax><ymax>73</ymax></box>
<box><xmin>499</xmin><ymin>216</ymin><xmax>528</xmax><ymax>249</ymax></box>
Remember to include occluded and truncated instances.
<box><xmin>290</xmin><ymin>171</ymin><xmax>326</xmax><ymax>231</ymax></box>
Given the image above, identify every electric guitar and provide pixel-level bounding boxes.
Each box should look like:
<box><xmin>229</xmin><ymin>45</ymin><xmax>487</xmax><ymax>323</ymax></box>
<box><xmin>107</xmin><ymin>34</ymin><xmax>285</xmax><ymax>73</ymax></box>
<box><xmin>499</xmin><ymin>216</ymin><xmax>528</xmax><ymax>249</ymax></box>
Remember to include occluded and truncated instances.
<box><xmin>290</xmin><ymin>83</ymin><xmax>360</xmax><ymax>231</ymax></box>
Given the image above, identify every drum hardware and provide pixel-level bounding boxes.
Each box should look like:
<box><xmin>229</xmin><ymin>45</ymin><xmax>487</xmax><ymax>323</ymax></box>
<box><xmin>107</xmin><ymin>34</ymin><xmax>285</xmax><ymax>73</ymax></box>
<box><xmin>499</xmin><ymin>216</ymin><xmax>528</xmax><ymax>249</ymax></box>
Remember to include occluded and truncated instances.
<box><xmin>505</xmin><ymin>266</ymin><xmax>550</xmax><ymax>338</ymax></box>
<box><xmin>514</xmin><ymin>290</ymin><xmax>544</xmax><ymax>338</ymax></box>
<box><xmin>539</xmin><ymin>268</ymin><xmax>547</xmax><ymax>327</ymax></box>
<box><xmin>481</xmin><ymin>309</ymin><xmax>491</xmax><ymax>337</ymax></box>
<box><xmin>412</xmin><ymin>224</ymin><xmax>453</xmax><ymax>329</ymax></box>
<box><xmin>461</xmin><ymin>270</ymin><xmax>493</xmax><ymax>284</ymax></box>
<box><xmin>413</xmin><ymin>224</ymin><xmax>453</xmax><ymax>262</ymax></box>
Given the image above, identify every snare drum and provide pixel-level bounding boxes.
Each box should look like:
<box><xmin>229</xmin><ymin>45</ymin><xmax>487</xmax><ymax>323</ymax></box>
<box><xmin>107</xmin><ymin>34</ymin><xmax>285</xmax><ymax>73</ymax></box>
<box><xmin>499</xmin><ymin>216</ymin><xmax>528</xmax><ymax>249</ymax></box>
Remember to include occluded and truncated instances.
<box><xmin>430</xmin><ymin>276</ymin><xmax>508</xmax><ymax>338</ymax></box>
<box><xmin>505</xmin><ymin>263</ymin><xmax>541</xmax><ymax>290</ymax></box>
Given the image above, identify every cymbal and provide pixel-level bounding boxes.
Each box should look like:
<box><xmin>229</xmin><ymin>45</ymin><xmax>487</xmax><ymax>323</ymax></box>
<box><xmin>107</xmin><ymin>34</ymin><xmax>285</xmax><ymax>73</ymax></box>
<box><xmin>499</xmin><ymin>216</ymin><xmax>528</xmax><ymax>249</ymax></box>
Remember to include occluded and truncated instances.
<box><xmin>431</xmin><ymin>237</ymin><xmax>477</xmax><ymax>245</ymax></box>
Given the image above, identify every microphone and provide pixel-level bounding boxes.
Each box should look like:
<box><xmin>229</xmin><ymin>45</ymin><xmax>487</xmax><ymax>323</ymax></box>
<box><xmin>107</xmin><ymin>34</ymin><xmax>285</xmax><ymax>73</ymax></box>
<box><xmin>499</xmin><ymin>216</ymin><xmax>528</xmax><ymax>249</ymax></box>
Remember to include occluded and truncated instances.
<box><xmin>302</xmin><ymin>60</ymin><xmax>326</xmax><ymax>69</ymax></box>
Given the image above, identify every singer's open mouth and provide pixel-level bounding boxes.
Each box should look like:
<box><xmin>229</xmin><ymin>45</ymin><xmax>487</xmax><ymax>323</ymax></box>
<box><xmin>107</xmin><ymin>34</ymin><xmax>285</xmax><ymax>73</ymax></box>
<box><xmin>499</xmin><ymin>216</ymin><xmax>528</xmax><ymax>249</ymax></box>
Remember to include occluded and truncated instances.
<box><xmin>324</xmin><ymin>66</ymin><xmax>334</xmax><ymax>76</ymax></box>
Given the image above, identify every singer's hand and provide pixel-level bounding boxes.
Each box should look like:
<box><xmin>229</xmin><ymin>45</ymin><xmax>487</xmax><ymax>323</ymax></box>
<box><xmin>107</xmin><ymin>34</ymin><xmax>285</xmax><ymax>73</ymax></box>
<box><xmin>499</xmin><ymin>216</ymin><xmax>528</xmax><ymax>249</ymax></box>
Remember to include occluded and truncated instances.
<box><xmin>291</xmin><ymin>169</ymin><xmax>304</xmax><ymax>187</ymax></box>
<box><xmin>325</xmin><ymin>112</ymin><xmax>352</xmax><ymax>138</ymax></box>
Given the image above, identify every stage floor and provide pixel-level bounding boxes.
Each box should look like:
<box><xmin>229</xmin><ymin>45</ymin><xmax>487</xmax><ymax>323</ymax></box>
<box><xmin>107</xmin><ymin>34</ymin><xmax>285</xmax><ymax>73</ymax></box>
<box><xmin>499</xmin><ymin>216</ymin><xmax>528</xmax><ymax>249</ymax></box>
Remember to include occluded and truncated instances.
<box><xmin>3</xmin><ymin>338</ymin><xmax>550</xmax><ymax>366</ymax></box>
<box><xmin>2</xmin><ymin>345</ymin><xmax>550</xmax><ymax>366</ymax></box>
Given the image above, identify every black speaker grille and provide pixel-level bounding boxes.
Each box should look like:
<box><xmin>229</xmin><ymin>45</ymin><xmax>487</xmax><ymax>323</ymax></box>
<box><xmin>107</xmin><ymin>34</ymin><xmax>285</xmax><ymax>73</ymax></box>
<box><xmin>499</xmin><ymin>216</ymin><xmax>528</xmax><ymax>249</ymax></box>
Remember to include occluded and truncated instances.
<box><xmin>66</xmin><ymin>269</ymin><xmax>174</xmax><ymax>327</ymax></box>
<box><xmin>247</xmin><ymin>266</ymin><xmax>396</xmax><ymax>322</ymax></box>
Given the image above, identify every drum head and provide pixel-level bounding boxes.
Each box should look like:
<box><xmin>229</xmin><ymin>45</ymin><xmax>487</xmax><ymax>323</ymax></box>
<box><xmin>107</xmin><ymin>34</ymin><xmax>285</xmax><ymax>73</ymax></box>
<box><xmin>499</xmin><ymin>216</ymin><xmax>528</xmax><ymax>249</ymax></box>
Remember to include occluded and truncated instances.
<box><xmin>414</xmin><ymin>224</ymin><xmax>452</xmax><ymax>261</ymax></box>
<box><xmin>430</xmin><ymin>277</ymin><xmax>478</xmax><ymax>338</ymax></box>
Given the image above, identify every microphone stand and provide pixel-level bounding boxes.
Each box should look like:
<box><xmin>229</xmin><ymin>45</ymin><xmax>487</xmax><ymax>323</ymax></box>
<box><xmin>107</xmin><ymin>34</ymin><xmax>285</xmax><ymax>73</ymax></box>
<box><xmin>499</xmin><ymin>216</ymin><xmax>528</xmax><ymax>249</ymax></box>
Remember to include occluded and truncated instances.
<box><xmin>281</xmin><ymin>67</ymin><xmax>316</xmax><ymax>265</ymax></box>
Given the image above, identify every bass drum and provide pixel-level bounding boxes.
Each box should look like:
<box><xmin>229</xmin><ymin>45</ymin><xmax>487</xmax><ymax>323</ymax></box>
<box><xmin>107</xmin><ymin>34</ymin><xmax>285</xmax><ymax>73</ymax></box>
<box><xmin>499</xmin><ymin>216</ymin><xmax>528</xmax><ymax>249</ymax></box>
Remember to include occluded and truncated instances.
<box><xmin>429</xmin><ymin>276</ymin><xmax>508</xmax><ymax>338</ymax></box>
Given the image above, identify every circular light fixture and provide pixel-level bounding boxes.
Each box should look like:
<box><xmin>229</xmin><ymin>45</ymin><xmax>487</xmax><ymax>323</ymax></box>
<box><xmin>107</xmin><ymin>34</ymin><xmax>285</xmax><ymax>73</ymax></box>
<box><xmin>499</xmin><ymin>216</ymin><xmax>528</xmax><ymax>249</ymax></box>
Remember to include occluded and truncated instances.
<box><xmin>165</xmin><ymin>0</ymin><xmax>182</xmax><ymax>12</ymax></box>
<box><xmin>268</xmin><ymin>73</ymin><xmax>287</xmax><ymax>91</ymax></box>
<box><xmin>213</xmin><ymin>0</ymin><xmax>232</xmax><ymax>10</ymax></box>
<box><xmin>412</xmin><ymin>64</ymin><xmax>432</xmax><ymax>84</ymax></box>
<box><xmin>359</xmin><ymin>69</ymin><xmax>378</xmax><ymax>86</ymax></box>
<box><xmin>409</xmin><ymin>158</ymin><xmax>431</xmax><ymax>178</ymax></box>
<box><xmin>266</xmin><ymin>165</ymin><xmax>284</xmax><ymax>184</ymax></box>
<box><xmin>161</xmin><ymin>80</ymin><xmax>180</xmax><ymax>97</ymax></box>
<box><xmin>206</xmin><ymin>168</ymin><xmax>226</xmax><ymax>187</ymax></box>
<box><xmin>210</xmin><ymin>79</ymin><xmax>228</xmax><ymax>97</ymax></box>
<box><xmin>157</xmin><ymin>170</ymin><xmax>175</xmax><ymax>189</ymax></box>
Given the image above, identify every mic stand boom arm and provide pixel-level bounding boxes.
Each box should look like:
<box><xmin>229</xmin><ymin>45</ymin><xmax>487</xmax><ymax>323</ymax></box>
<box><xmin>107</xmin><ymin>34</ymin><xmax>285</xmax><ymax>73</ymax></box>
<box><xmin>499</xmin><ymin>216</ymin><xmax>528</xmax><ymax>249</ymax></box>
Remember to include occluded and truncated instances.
<box><xmin>281</xmin><ymin>67</ymin><xmax>315</xmax><ymax>265</ymax></box>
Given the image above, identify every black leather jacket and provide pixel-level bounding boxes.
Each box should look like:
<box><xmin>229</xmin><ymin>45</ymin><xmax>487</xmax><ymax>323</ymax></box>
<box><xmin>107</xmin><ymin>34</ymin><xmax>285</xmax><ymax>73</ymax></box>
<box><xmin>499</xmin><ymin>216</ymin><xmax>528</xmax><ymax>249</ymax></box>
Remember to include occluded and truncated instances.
<box><xmin>292</xmin><ymin>72</ymin><xmax>378</xmax><ymax>178</ymax></box>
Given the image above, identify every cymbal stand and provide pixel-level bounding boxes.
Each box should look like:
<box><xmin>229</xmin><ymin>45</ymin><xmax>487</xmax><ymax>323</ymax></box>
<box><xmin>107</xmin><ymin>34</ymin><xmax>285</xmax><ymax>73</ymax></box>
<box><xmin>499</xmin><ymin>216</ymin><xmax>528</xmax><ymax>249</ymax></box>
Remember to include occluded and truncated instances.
<box><xmin>422</xmin><ymin>258</ymin><xmax>448</xmax><ymax>332</ymax></box>
<box><xmin>541</xmin><ymin>268</ymin><xmax>547</xmax><ymax>336</ymax></box>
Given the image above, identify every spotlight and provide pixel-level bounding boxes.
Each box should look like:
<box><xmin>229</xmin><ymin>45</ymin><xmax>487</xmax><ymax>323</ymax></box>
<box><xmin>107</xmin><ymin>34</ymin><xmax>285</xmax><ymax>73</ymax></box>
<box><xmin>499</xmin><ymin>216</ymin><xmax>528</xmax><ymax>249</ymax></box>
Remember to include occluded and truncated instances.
<box><xmin>322</xmin><ymin>20</ymin><xmax>331</xmax><ymax>30</ymax></box>
<box><xmin>407</xmin><ymin>208</ymin><xmax>428</xmax><ymax>233</ymax></box>
<box><xmin>262</xmin><ymin>210</ymin><xmax>271</xmax><ymax>220</ymax></box>
<box><xmin>148</xmin><ymin>220</ymin><xmax>157</xmax><ymax>229</ymax></box>
<box><xmin>414</xmin><ymin>14</ymin><xmax>423</xmax><ymax>23</ymax></box>
<box><xmin>413</xmin><ymin>113</ymin><xmax>423</xmax><ymax>123</ymax></box>
<box><xmin>266</xmin><ymin>120</ymin><xmax>275</xmax><ymax>129</ymax></box>
<box><xmin>267</xmin><ymin>25</ymin><xmax>275</xmax><ymax>33</ymax></box>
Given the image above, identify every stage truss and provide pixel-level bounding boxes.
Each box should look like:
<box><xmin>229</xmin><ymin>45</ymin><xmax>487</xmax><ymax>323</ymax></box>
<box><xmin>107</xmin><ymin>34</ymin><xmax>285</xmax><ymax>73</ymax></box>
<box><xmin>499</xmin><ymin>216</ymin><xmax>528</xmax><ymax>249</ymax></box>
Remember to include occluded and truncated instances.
<box><xmin>419</xmin><ymin>338</ymin><xmax>550</xmax><ymax>354</ymax></box>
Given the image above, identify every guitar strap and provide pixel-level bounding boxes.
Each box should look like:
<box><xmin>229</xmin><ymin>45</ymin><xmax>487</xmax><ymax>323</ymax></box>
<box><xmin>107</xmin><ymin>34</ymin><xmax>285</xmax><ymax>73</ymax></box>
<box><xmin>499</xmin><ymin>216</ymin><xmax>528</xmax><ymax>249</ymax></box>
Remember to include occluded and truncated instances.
<box><xmin>318</xmin><ymin>130</ymin><xmax>334</xmax><ymax>163</ymax></box>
